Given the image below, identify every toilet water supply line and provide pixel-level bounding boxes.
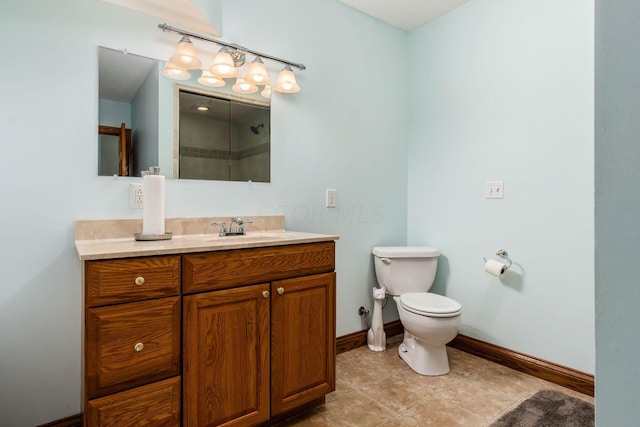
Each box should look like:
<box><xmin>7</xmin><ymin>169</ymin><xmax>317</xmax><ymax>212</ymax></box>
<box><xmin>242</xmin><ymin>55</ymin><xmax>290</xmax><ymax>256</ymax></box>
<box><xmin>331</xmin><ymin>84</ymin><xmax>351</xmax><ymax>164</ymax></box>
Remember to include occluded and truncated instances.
<box><xmin>358</xmin><ymin>295</ymin><xmax>388</xmax><ymax>325</ymax></box>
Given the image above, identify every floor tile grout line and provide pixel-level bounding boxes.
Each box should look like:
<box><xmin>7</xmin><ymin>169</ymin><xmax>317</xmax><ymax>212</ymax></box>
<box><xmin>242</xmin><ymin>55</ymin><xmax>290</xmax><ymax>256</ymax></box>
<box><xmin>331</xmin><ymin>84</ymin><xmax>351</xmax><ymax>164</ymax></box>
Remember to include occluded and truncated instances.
<box><xmin>440</xmin><ymin>398</ymin><xmax>492</xmax><ymax>424</ymax></box>
<box><xmin>324</xmin><ymin>388</ymin><xmax>400</xmax><ymax>427</ymax></box>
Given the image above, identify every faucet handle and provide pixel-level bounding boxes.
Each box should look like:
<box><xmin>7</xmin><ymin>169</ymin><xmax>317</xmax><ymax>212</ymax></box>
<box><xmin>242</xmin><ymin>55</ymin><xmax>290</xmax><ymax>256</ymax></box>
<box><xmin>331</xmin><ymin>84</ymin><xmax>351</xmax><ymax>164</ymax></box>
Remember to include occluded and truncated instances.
<box><xmin>211</xmin><ymin>221</ymin><xmax>227</xmax><ymax>236</ymax></box>
<box><xmin>237</xmin><ymin>219</ymin><xmax>253</xmax><ymax>234</ymax></box>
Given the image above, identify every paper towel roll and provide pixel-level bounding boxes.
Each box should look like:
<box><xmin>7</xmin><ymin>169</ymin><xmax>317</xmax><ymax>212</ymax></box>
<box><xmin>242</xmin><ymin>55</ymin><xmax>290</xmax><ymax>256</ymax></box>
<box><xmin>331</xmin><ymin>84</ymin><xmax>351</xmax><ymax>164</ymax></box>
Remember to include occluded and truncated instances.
<box><xmin>484</xmin><ymin>259</ymin><xmax>507</xmax><ymax>277</ymax></box>
<box><xmin>142</xmin><ymin>174</ymin><xmax>165</xmax><ymax>235</ymax></box>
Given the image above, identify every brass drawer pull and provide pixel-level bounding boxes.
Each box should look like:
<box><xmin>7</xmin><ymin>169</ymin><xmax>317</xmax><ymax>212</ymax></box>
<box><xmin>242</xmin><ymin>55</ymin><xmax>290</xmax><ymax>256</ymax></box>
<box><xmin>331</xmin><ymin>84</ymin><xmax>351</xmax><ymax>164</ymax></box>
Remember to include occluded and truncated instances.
<box><xmin>134</xmin><ymin>342</ymin><xmax>144</xmax><ymax>352</ymax></box>
<box><xmin>262</xmin><ymin>290</ymin><xmax>270</xmax><ymax>298</ymax></box>
<box><xmin>277</xmin><ymin>287</ymin><xmax>285</xmax><ymax>295</ymax></box>
<box><xmin>134</xmin><ymin>276</ymin><xmax>145</xmax><ymax>286</ymax></box>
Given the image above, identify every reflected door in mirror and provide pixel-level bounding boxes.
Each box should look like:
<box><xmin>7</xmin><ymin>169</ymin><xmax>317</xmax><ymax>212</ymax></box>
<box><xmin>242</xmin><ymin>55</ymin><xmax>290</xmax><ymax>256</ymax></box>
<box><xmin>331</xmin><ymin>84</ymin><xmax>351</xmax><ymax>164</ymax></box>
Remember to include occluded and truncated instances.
<box><xmin>98</xmin><ymin>124</ymin><xmax>131</xmax><ymax>176</ymax></box>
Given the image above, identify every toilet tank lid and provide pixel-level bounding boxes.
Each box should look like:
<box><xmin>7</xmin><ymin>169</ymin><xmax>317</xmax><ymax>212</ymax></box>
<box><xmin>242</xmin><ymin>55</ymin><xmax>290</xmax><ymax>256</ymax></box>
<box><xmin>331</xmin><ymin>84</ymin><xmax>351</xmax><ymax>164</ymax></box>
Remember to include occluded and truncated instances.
<box><xmin>372</xmin><ymin>246</ymin><xmax>440</xmax><ymax>258</ymax></box>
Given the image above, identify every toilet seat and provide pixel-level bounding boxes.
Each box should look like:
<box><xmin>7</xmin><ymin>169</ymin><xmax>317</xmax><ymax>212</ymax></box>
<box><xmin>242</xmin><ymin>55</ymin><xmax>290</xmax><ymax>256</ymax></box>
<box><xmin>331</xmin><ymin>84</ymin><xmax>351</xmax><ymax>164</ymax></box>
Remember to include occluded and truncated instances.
<box><xmin>400</xmin><ymin>293</ymin><xmax>461</xmax><ymax>318</ymax></box>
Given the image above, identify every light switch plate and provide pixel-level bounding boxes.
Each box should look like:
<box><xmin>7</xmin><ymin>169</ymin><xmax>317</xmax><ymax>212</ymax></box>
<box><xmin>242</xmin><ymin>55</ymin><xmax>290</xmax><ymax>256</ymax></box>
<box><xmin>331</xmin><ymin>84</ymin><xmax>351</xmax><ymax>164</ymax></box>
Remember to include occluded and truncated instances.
<box><xmin>326</xmin><ymin>189</ymin><xmax>336</xmax><ymax>208</ymax></box>
<box><xmin>486</xmin><ymin>180</ymin><xmax>504</xmax><ymax>199</ymax></box>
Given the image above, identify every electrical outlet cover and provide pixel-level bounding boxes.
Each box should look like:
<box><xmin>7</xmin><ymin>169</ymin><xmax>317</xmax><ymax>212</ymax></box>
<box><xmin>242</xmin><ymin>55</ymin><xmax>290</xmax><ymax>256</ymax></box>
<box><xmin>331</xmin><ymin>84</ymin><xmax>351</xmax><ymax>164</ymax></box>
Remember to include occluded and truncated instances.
<box><xmin>130</xmin><ymin>183</ymin><xmax>144</xmax><ymax>209</ymax></box>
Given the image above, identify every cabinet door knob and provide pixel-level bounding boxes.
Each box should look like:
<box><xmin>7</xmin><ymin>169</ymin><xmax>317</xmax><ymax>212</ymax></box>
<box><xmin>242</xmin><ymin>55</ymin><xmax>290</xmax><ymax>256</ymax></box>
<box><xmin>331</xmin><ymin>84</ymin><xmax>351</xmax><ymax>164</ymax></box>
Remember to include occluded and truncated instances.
<box><xmin>134</xmin><ymin>276</ymin><xmax>145</xmax><ymax>286</ymax></box>
<box><xmin>262</xmin><ymin>290</ymin><xmax>270</xmax><ymax>298</ymax></box>
<box><xmin>134</xmin><ymin>342</ymin><xmax>144</xmax><ymax>352</ymax></box>
<box><xmin>277</xmin><ymin>287</ymin><xmax>285</xmax><ymax>295</ymax></box>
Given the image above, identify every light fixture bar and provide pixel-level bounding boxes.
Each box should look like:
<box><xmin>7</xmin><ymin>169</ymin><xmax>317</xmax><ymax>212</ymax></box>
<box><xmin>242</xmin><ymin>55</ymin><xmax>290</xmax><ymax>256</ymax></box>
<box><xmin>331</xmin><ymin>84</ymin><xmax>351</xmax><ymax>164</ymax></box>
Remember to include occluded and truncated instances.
<box><xmin>158</xmin><ymin>23</ymin><xmax>306</xmax><ymax>71</ymax></box>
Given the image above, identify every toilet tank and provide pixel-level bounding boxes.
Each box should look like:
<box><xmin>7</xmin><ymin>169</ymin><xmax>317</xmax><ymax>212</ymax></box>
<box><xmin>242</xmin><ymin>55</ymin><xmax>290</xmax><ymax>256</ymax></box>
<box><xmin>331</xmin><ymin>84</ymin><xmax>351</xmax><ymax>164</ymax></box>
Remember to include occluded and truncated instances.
<box><xmin>372</xmin><ymin>247</ymin><xmax>440</xmax><ymax>296</ymax></box>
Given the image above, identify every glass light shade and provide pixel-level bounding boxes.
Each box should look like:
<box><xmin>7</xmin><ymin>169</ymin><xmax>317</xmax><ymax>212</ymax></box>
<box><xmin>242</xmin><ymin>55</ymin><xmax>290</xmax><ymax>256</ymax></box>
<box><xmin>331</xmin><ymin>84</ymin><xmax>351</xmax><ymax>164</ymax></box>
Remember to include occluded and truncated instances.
<box><xmin>169</xmin><ymin>36</ymin><xmax>202</xmax><ymax>69</ymax></box>
<box><xmin>232</xmin><ymin>78</ymin><xmax>258</xmax><ymax>94</ymax></box>
<box><xmin>197</xmin><ymin>70</ymin><xmax>226</xmax><ymax>87</ymax></box>
<box><xmin>260</xmin><ymin>85</ymin><xmax>272</xmax><ymax>99</ymax></box>
<box><xmin>274</xmin><ymin>66</ymin><xmax>300</xmax><ymax>93</ymax></box>
<box><xmin>246</xmin><ymin>57</ymin><xmax>271</xmax><ymax>86</ymax></box>
<box><xmin>161</xmin><ymin>62</ymin><xmax>191</xmax><ymax>80</ymax></box>
<box><xmin>210</xmin><ymin>49</ymin><xmax>237</xmax><ymax>78</ymax></box>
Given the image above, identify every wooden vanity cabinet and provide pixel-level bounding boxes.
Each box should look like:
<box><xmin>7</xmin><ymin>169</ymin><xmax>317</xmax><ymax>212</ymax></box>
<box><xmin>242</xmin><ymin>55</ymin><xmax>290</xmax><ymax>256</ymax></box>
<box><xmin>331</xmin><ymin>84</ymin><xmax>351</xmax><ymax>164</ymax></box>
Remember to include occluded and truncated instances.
<box><xmin>182</xmin><ymin>242</ymin><xmax>336</xmax><ymax>426</ymax></box>
<box><xmin>83</xmin><ymin>241</ymin><xmax>336</xmax><ymax>427</ymax></box>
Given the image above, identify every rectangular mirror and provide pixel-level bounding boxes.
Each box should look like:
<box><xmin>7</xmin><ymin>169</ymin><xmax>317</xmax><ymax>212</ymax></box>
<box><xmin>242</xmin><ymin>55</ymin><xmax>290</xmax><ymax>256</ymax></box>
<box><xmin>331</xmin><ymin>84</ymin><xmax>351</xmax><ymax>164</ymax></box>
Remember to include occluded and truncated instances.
<box><xmin>98</xmin><ymin>46</ymin><xmax>271</xmax><ymax>182</ymax></box>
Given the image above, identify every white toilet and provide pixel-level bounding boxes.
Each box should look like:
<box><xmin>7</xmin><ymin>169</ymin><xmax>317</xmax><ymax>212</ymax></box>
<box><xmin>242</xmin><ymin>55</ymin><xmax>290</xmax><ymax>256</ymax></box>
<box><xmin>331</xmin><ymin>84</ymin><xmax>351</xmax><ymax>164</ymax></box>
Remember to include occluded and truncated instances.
<box><xmin>372</xmin><ymin>246</ymin><xmax>461</xmax><ymax>376</ymax></box>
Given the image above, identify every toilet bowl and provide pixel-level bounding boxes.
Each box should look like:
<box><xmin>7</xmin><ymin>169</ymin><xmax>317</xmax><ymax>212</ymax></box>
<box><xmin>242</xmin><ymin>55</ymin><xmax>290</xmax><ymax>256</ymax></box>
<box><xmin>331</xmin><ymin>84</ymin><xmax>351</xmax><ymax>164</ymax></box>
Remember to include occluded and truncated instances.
<box><xmin>372</xmin><ymin>246</ymin><xmax>462</xmax><ymax>376</ymax></box>
<box><xmin>396</xmin><ymin>293</ymin><xmax>461</xmax><ymax>375</ymax></box>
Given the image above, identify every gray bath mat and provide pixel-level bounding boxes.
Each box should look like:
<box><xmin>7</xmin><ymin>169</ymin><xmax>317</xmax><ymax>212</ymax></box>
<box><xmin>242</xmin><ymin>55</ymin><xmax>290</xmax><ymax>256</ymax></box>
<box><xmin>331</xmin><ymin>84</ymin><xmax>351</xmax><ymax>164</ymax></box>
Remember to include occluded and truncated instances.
<box><xmin>491</xmin><ymin>389</ymin><xmax>594</xmax><ymax>427</ymax></box>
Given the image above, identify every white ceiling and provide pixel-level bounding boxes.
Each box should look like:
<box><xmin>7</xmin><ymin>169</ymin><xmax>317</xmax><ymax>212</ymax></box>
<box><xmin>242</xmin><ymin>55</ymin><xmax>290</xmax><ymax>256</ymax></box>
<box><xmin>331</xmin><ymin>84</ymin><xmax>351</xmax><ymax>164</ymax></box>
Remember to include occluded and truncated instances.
<box><xmin>101</xmin><ymin>0</ymin><xmax>220</xmax><ymax>36</ymax></box>
<box><xmin>339</xmin><ymin>0</ymin><xmax>473</xmax><ymax>32</ymax></box>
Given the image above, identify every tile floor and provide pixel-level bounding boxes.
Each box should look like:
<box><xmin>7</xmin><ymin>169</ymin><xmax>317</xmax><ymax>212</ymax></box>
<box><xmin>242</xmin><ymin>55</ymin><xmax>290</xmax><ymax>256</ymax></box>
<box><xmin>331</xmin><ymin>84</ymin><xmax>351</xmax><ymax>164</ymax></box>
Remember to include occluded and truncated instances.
<box><xmin>277</xmin><ymin>335</ymin><xmax>594</xmax><ymax>427</ymax></box>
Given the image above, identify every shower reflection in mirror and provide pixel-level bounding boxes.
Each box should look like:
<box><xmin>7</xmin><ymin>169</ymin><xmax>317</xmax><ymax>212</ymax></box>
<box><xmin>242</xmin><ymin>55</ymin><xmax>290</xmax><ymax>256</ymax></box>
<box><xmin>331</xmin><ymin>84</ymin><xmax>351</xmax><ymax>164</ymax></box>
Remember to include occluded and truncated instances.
<box><xmin>177</xmin><ymin>88</ymin><xmax>270</xmax><ymax>182</ymax></box>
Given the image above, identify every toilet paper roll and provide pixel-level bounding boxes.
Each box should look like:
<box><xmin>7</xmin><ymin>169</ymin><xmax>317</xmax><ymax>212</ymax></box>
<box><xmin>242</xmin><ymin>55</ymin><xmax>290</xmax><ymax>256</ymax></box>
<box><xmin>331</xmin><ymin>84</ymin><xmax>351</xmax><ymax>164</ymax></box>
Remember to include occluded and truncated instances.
<box><xmin>484</xmin><ymin>259</ymin><xmax>507</xmax><ymax>278</ymax></box>
<box><xmin>142</xmin><ymin>174</ymin><xmax>165</xmax><ymax>236</ymax></box>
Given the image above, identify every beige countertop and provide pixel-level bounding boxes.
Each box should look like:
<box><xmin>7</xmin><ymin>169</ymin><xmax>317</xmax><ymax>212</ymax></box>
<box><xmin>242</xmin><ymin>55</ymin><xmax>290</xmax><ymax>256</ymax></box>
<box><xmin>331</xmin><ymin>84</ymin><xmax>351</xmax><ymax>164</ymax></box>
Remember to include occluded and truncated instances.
<box><xmin>75</xmin><ymin>216</ymin><xmax>339</xmax><ymax>261</ymax></box>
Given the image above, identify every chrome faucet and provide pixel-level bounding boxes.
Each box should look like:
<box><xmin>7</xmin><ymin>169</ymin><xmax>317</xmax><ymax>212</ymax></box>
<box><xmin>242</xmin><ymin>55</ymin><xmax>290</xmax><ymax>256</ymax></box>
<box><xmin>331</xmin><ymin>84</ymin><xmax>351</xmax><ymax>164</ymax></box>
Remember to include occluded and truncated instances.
<box><xmin>229</xmin><ymin>217</ymin><xmax>253</xmax><ymax>235</ymax></box>
<box><xmin>211</xmin><ymin>217</ymin><xmax>253</xmax><ymax>237</ymax></box>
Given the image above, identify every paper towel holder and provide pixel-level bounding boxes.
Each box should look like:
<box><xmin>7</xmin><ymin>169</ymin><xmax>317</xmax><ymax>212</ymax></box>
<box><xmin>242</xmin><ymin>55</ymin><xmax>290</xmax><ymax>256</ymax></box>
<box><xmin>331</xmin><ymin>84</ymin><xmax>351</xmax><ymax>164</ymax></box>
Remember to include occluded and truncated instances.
<box><xmin>135</xmin><ymin>232</ymin><xmax>173</xmax><ymax>241</ymax></box>
<box><xmin>483</xmin><ymin>249</ymin><xmax>512</xmax><ymax>269</ymax></box>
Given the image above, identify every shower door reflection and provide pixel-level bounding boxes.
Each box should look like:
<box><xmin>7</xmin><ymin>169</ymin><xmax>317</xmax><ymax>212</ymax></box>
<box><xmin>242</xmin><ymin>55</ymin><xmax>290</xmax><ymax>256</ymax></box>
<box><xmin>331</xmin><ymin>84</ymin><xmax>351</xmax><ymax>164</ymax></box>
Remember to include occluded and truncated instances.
<box><xmin>178</xmin><ymin>89</ymin><xmax>270</xmax><ymax>182</ymax></box>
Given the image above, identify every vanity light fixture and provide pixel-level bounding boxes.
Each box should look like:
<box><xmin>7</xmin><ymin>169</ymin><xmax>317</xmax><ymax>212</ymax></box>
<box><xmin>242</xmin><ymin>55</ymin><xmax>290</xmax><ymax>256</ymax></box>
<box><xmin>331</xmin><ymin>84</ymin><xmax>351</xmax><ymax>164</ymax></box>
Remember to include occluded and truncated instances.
<box><xmin>210</xmin><ymin>47</ymin><xmax>238</xmax><ymax>78</ymax></box>
<box><xmin>169</xmin><ymin>36</ymin><xmax>202</xmax><ymax>69</ymax></box>
<box><xmin>158</xmin><ymin>23</ymin><xmax>305</xmax><ymax>94</ymax></box>
<box><xmin>161</xmin><ymin>62</ymin><xmax>191</xmax><ymax>80</ymax></box>
<box><xmin>197</xmin><ymin>70</ymin><xmax>226</xmax><ymax>87</ymax></box>
<box><xmin>232</xmin><ymin>78</ymin><xmax>258</xmax><ymax>94</ymax></box>
<box><xmin>246</xmin><ymin>57</ymin><xmax>271</xmax><ymax>86</ymax></box>
<box><xmin>274</xmin><ymin>65</ymin><xmax>300</xmax><ymax>93</ymax></box>
<box><xmin>260</xmin><ymin>85</ymin><xmax>272</xmax><ymax>100</ymax></box>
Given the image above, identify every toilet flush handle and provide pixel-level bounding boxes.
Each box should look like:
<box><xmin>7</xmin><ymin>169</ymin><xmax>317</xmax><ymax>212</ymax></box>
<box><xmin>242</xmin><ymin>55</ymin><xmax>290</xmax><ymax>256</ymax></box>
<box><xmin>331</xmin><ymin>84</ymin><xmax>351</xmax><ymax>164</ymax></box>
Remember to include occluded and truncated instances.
<box><xmin>380</xmin><ymin>258</ymin><xmax>391</xmax><ymax>264</ymax></box>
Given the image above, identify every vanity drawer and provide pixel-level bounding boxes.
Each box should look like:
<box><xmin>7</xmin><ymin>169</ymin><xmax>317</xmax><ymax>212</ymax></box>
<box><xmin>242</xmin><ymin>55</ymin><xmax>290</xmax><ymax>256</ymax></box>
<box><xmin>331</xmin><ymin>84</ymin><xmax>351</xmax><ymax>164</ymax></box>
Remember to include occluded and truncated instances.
<box><xmin>86</xmin><ymin>256</ymin><xmax>180</xmax><ymax>306</ymax></box>
<box><xmin>86</xmin><ymin>376</ymin><xmax>181</xmax><ymax>427</ymax></box>
<box><xmin>86</xmin><ymin>296</ymin><xmax>181</xmax><ymax>399</ymax></box>
<box><xmin>182</xmin><ymin>242</ymin><xmax>335</xmax><ymax>293</ymax></box>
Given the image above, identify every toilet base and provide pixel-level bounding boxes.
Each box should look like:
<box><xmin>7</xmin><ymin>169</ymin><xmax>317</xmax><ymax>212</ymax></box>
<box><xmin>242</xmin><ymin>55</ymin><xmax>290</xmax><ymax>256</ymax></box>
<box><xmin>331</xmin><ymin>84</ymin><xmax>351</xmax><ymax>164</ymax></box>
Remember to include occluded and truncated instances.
<box><xmin>398</xmin><ymin>332</ymin><xmax>450</xmax><ymax>376</ymax></box>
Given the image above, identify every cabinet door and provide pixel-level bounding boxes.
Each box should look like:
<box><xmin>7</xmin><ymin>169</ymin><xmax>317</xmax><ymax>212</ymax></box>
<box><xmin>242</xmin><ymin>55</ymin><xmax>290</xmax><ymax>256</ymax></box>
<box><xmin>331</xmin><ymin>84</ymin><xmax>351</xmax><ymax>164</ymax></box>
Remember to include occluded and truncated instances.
<box><xmin>183</xmin><ymin>284</ymin><xmax>270</xmax><ymax>427</ymax></box>
<box><xmin>271</xmin><ymin>272</ymin><xmax>336</xmax><ymax>416</ymax></box>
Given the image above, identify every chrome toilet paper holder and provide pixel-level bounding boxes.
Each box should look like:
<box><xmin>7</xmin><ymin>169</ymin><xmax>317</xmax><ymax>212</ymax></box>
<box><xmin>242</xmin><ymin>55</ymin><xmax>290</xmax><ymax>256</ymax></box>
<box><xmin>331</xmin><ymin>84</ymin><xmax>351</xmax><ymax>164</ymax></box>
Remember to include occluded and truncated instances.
<box><xmin>483</xmin><ymin>249</ymin><xmax>512</xmax><ymax>269</ymax></box>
